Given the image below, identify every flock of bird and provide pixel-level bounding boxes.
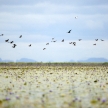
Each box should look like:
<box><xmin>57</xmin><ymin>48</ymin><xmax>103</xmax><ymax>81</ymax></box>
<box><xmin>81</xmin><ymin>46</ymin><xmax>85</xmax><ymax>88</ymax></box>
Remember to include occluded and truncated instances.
<box><xmin>0</xmin><ymin>16</ymin><xmax>105</xmax><ymax>50</ymax></box>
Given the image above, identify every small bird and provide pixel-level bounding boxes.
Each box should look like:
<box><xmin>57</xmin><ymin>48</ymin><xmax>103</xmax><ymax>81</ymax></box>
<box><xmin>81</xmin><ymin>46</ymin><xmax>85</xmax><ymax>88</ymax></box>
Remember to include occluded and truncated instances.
<box><xmin>62</xmin><ymin>39</ymin><xmax>64</xmax><ymax>42</ymax></box>
<box><xmin>101</xmin><ymin>39</ymin><xmax>104</xmax><ymax>41</ymax></box>
<box><xmin>52</xmin><ymin>38</ymin><xmax>54</xmax><ymax>40</ymax></box>
<box><xmin>95</xmin><ymin>39</ymin><xmax>98</xmax><ymax>41</ymax></box>
<box><xmin>29</xmin><ymin>44</ymin><xmax>31</xmax><ymax>47</ymax></box>
<box><xmin>5</xmin><ymin>39</ymin><xmax>9</xmax><ymax>42</ymax></box>
<box><xmin>75</xmin><ymin>16</ymin><xmax>78</xmax><ymax>19</ymax></box>
<box><xmin>46</xmin><ymin>43</ymin><xmax>49</xmax><ymax>45</ymax></box>
<box><xmin>73</xmin><ymin>42</ymin><xmax>76</xmax><ymax>46</ymax></box>
<box><xmin>53</xmin><ymin>40</ymin><xmax>57</xmax><ymax>42</ymax></box>
<box><xmin>43</xmin><ymin>48</ymin><xmax>46</xmax><ymax>50</ymax></box>
<box><xmin>10</xmin><ymin>41</ymin><xmax>14</xmax><ymax>44</ymax></box>
<box><xmin>93</xmin><ymin>44</ymin><xmax>96</xmax><ymax>45</ymax></box>
<box><xmin>69</xmin><ymin>42</ymin><xmax>72</xmax><ymax>44</ymax></box>
<box><xmin>67</xmin><ymin>29</ymin><xmax>72</xmax><ymax>33</ymax></box>
<box><xmin>79</xmin><ymin>39</ymin><xmax>82</xmax><ymax>41</ymax></box>
<box><xmin>19</xmin><ymin>35</ymin><xmax>22</xmax><ymax>38</ymax></box>
<box><xmin>12</xmin><ymin>44</ymin><xmax>17</xmax><ymax>48</ymax></box>
<box><xmin>0</xmin><ymin>34</ymin><xmax>3</xmax><ymax>36</ymax></box>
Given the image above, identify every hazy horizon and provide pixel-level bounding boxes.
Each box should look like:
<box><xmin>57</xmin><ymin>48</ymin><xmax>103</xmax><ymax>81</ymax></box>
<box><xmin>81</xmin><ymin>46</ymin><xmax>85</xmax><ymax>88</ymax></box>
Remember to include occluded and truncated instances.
<box><xmin>0</xmin><ymin>0</ymin><xmax>108</xmax><ymax>62</ymax></box>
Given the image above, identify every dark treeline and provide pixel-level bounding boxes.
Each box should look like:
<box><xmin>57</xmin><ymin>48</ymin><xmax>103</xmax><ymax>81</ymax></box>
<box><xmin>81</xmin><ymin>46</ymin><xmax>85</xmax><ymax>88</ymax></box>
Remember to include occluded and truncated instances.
<box><xmin>0</xmin><ymin>62</ymin><xmax>108</xmax><ymax>67</ymax></box>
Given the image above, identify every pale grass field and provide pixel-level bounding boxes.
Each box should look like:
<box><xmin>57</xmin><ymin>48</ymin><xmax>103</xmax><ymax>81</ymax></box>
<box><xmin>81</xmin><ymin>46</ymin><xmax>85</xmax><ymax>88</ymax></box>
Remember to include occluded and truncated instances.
<box><xmin>0</xmin><ymin>65</ymin><xmax>108</xmax><ymax>108</ymax></box>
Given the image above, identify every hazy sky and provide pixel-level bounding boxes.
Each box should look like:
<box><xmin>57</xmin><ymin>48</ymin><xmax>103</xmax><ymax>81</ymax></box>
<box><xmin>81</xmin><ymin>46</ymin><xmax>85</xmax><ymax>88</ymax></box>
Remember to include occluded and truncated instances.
<box><xmin>0</xmin><ymin>0</ymin><xmax>108</xmax><ymax>62</ymax></box>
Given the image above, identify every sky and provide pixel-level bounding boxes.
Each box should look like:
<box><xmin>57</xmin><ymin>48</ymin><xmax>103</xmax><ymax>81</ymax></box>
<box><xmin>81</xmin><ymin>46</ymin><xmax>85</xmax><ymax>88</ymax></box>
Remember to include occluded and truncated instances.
<box><xmin>0</xmin><ymin>0</ymin><xmax>108</xmax><ymax>62</ymax></box>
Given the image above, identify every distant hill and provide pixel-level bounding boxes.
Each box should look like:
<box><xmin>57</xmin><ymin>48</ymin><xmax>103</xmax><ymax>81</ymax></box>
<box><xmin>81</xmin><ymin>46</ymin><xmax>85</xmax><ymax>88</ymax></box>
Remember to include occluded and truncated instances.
<box><xmin>78</xmin><ymin>58</ymin><xmax>108</xmax><ymax>62</ymax></box>
<box><xmin>0</xmin><ymin>58</ymin><xmax>13</xmax><ymax>62</ymax></box>
<box><xmin>16</xmin><ymin>58</ymin><xmax>36</xmax><ymax>62</ymax></box>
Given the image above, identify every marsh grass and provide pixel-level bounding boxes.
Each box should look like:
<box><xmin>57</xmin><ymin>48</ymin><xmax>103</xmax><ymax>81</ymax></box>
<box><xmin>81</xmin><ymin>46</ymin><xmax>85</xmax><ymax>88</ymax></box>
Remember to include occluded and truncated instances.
<box><xmin>0</xmin><ymin>63</ymin><xmax>108</xmax><ymax>108</ymax></box>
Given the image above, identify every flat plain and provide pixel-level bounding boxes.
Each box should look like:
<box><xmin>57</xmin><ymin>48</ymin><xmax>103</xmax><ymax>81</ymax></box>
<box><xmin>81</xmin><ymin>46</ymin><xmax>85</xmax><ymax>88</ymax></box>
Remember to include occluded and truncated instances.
<box><xmin>0</xmin><ymin>63</ymin><xmax>108</xmax><ymax>108</ymax></box>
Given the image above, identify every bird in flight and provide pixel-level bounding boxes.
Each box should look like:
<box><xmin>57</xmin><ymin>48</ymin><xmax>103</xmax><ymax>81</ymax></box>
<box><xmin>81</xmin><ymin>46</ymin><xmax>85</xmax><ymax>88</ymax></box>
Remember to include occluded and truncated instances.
<box><xmin>53</xmin><ymin>40</ymin><xmax>57</xmax><ymax>42</ymax></box>
<box><xmin>93</xmin><ymin>44</ymin><xmax>96</xmax><ymax>45</ymax></box>
<box><xmin>79</xmin><ymin>39</ymin><xmax>82</xmax><ymax>41</ymax></box>
<box><xmin>73</xmin><ymin>42</ymin><xmax>76</xmax><ymax>46</ymax></box>
<box><xmin>29</xmin><ymin>44</ymin><xmax>31</xmax><ymax>47</ymax></box>
<box><xmin>69</xmin><ymin>42</ymin><xmax>72</xmax><ymax>44</ymax></box>
<box><xmin>75</xmin><ymin>16</ymin><xmax>78</xmax><ymax>19</ymax></box>
<box><xmin>52</xmin><ymin>38</ymin><xmax>54</xmax><ymax>40</ymax></box>
<box><xmin>101</xmin><ymin>39</ymin><xmax>104</xmax><ymax>41</ymax></box>
<box><xmin>12</xmin><ymin>44</ymin><xmax>17</xmax><ymax>48</ymax></box>
<box><xmin>43</xmin><ymin>48</ymin><xmax>46</xmax><ymax>50</ymax></box>
<box><xmin>62</xmin><ymin>39</ymin><xmax>64</xmax><ymax>42</ymax></box>
<box><xmin>0</xmin><ymin>34</ymin><xmax>3</xmax><ymax>36</ymax></box>
<box><xmin>19</xmin><ymin>35</ymin><xmax>22</xmax><ymax>38</ymax></box>
<box><xmin>5</xmin><ymin>39</ymin><xmax>9</xmax><ymax>42</ymax></box>
<box><xmin>46</xmin><ymin>43</ymin><xmax>49</xmax><ymax>45</ymax></box>
<box><xmin>67</xmin><ymin>29</ymin><xmax>72</xmax><ymax>33</ymax></box>
<box><xmin>10</xmin><ymin>41</ymin><xmax>14</xmax><ymax>44</ymax></box>
<box><xmin>95</xmin><ymin>39</ymin><xmax>98</xmax><ymax>41</ymax></box>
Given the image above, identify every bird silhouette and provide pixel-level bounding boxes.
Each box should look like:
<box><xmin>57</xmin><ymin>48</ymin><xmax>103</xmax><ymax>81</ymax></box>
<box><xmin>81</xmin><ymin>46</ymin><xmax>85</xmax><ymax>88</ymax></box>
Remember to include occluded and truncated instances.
<box><xmin>79</xmin><ymin>39</ymin><xmax>82</xmax><ymax>41</ymax></box>
<box><xmin>46</xmin><ymin>43</ymin><xmax>49</xmax><ymax>45</ymax></box>
<box><xmin>69</xmin><ymin>42</ymin><xmax>72</xmax><ymax>44</ymax></box>
<box><xmin>29</xmin><ymin>44</ymin><xmax>31</xmax><ymax>47</ymax></box>
<box><xmin>43</xmin><ymin>48</ymin><xmax>46</xmax><ymax>50</ymax></box>
<box><xmin>101</xmin><ymin>39</ymin><xmax>104</xmax><ymax>41</ymax></box>
<box><xmin>62</xmin><ymin>39</ymin><xmax>64</xmax><ymax>42</ymax></box>
<box><xmin>10</xmin><ymin>41</ymin><xmax>14</xmax><ymax>44</ymax></box>
<box><xmin>93</xmin><ymin>44</ymin><xmax>96</xmax><ymax>45</ymax></box>
<box><xmin>73</xmin><ymin>42</ymin><xmax>76</xmax><ymax>46</ymax></box>
<box><xmin>75</xmin><ymin>16</ymin><xmax>78</xmax><ymax>19</ymax></box>
<box><xmin>67</xmin><ymin>29</ymin><xmax>72</xmax><ymax>33</ymax></box>
<box><xmin>19</xmin><ymin>35</ymin><xmax>22</xmax><ymax>38</ymax></box>
<box><xmin>5</xmin><ymin>39</ymin><xmax>9</xmax><ymax>42</ymax></box>
<box><xmin>53</xmin><ymin>40</ymin><xmax>57</xmax><ymax>42</ymax></box>
<box><xmin>0</xmin><ymin>34</ymin><xmax>3</xmax><ymax>36</ymax></box>
<box><xmin>52</xmin><ymin>38</ymin><xmax>54</xmax><ymax>40</ymax></box>
<box><xmin>95</xmin><ymin>39</ymin><xmax>98</xmax><ymax>41</ymax></box>
<box><xmin>12</xmin><ymin>44</ymin><xmax>17</xmax><ymax>48</ymax></box>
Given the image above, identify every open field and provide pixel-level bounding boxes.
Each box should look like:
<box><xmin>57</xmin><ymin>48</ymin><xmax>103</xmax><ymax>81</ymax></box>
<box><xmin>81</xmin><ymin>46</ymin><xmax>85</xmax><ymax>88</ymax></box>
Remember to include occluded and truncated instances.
<box><xmin>0</xmin><ymin>63</ymin><xmax>108</xmax><ymax>108</ymax></box>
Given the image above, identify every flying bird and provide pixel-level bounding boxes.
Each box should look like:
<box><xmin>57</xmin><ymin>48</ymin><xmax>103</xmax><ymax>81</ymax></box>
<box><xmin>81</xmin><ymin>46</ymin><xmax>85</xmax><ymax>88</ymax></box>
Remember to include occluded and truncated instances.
<box><xmin>73</xmin><ymin>42</ymin><xmax>76</xmax><ymax>46</ymax></box>
<box><xmin>75</xmin><ymin>16</ymin><xmax>78</xmax><ymax>19</ymax></box>
<box><xmin>29</xmin><ymin>44</ymin><xmax>31</xmax><ymax>47</ymax></box>
<box><xmin>101</xmin><ymin>39</ymin><xmax>104</xmax><ymax>41</ymax></box>
<box><xmin>93</xmin><ymin>44</ymin><xmax>96</xmax><ymax>45</ymax></box>
<box><xmin>5</xmin><ymin>39</ymin><xmax>9</xmax><ymax>42</ymax></box>
<box><xmin>95</xmin><ymin>39</ymin><xmax>98</xmax><ymax>41</ymax></box>
<box><xmin>53</xmin><ymin>40</ymin><xmax>57</xmax><ymax>42</ymax></box>
<box><xmin>79</xmin><ymin>39</ymin><xmax>82</xmax><ymax>41</ymax></box>
<box><xmin>62</xmin><ymin>39</ymin><xmax>64</xmax><ymax>42</ymax></box>
<box><xmin>43</xmin><ymin>48</ymin><xmax>46</xmax><ymax>50</ymax></box>
<box><xmin>12</xmin><ymin>44</ymin><xmax>17</xmax><ymax>48</ymax></box>
<box><xmin>0</xmin><ymin>34</ymin><xmax>3</xmax><ymax>36</ymax></box>
<box><xmin>52</xmin><ymin>38</ymin><xmax>54</xmax><ymax>40</ymax></box>
<box><xmin>46</xmin><ymin>43</ymin><xmax>49</xmax><ymax>45</ymax></box>
<box><xmin>69</xmin><ymin>42</ymin><xmax>72</xmax><ymax>44</ymax></box>
<box><xmin>10</xmin><ymin>41</ymin><xmax>14</xmax><ymax>44</ymax></box>
<box><xmin>19</xmin><ymin>35</ymin><xmax>22</xmax><ymax>38</ymax></box>
<box><xmin>67</xmin><ymin>29</ymin><xmax>72</xmax><ymax>33</ymax></box>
